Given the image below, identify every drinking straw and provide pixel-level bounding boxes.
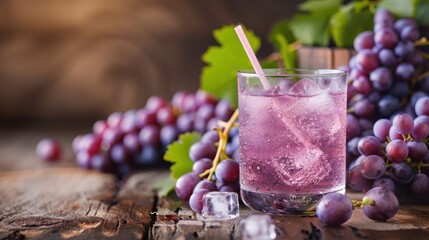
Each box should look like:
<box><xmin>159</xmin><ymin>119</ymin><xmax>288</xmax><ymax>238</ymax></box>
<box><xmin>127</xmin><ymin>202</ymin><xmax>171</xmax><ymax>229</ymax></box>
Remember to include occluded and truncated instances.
<box><xmin>234</xmin><ymin>25</ymin><xmax>270</xmax><ymax>90</ymax></box>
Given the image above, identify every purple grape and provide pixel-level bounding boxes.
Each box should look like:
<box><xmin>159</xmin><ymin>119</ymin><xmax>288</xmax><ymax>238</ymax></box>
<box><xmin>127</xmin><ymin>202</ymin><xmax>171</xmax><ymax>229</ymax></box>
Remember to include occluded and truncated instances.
<box><xmin>388</xmin><ymin>127</ymin><xmax>403</xmax><ymax>140</ymax></box>
<box><xmin>374</xmin><ymin>29</ymin><xmax>398</xmax><ymax>49</ymax></box>
<box><xmin>189</xmin><ymin>141</ymin><xmax>217</xmax><ymax>162</ymax></box>
<box><xmin>176</xmin><ymin>113</ymin><xmax>194</xmax><ymax>133</ymax></box>
<box><xmin>353</xmin><ymin>76</ymin><xmax>372</xmax><ymax>95</ymax></box>
<box><xmin>195</xmin><ymin>90</ymin><xmax>217</xmax><ymax>106</ymax></box>
<box><xmin>363</xmin><ymin>187</ymin><xmax>399</xmax><ymax>221</ymax></box>
<box><xmin>369</xmin><ymin>67</ymin><xmax>392</xmax><ymax>91</ymax></box>
<box><xmin>139</xmin><ymin>125</ymin><xmax>160</xmax><ymax>146</ymax></box>
<box><xmin>93</xmin><ymin>120</ymin><xmax>108</xmax><ymax>135</ymax></box>
<box><xmin>175</xmin><ymin>172</ymin><xmax>200</xmax><ymax>201</ymax></box>
<box><xmin>411</xmin><ymin>92</ymin><xmax>429</xmax><ymax>107</ymax></box>
<box><xmin>36</xmin><ymin>139</ymin><xmax>62</xmax><ymax>162</ymax></box>
<box><xmin>407</xmin><ymin>141</ymin><xmax>428</xmax><ymax>162</ymax></box>
<box><xmin>110</xmin><ymin>144</ymin><xmax>129</xmax><ymax>164</ymax></box>
<box><xmin>135</xmin><ymin>109</ymin><xmax>157</xmax><ymax>128</ymax></box>
<box><xmin>215</xmin><ymin>160</ymin><xmax>239</xmax><ymax>183</ymax></box>
<box><xmin>107</xmin><ymin>112</ymin><xmax>123</xmax><ymax>128</ymax></box>
<box><xmin>218</xmin><ymin>181</ymin><xmax>240</xmax><ymax>193</ymax></box>
<box><xmin>316</xmin><ymin>193</ymin><xmax>353</xmax><ymax>226</ymax></box>
<box><xmin>373</xmin><ymin>119</ymin><xmax>392</xmax><ymax>141</ymax></box>
<box><xmin>145</xmin><ymin>95</ymin><xmax>168</xmax><ymax>112</ymax></box>
<box><xmin>390</xmin><ymin>162</ymin><xmax>414</xmax><ymax>184</ymax></box>
<box><xmin>182</xmin><ymin>94</ymin><xmax>198</xmax><ymax>112</ymax></box>
<box><xmin>374</xmin><ymin>9</ymin><xmax>395</xmax><ymax>26</ymax></box>
<box><xmin>386</xmin><ymin>140</ymin><xmax>409</xmax><ymax>163</ymax></box>
<box><xmin>415</xmin><ymin>115</ymin><xmax>429</xmax><ymax>126</ymax></box>
<box><xmin>206</xmin><ymin>117</ymin><xmax>220</xmax><ymax>132</ymax></box>
<box><xmin>373</xmin><ymin>177</ymin><xmax>396</xmax><ymax>194</ymax></box>
<box><xmin>412</xmin><ymin>122</ymin><xmax>429</xmax><ymax>140</ymax></box>
<box><xmin>102</xmin><ymin>128</ymin><xmax>123</xmax><ymax>150</ymax></box>
<box><xmin>349</xmin><ymin>68</ymin><xmax>365</xmax><ymax>80</ymax></box>
<box><xmin>215</xmin><ymin>100</ymin><xmax>234</xmax><ymax>121</ymax></box>
<box><xmin>171</xmin><ymin>91</ymin><xmax>188</xmax><ymax>110</ymax></box>
<box><xmin>201</xmin><ymin>130</ymin><xmax>220</xmax><ymax>144</ymax></box>
<box><xmin>394</xmin><ymin>18</ymin><xmax>417</xmax><ymax>33</ymax></box>
<box><xmin>160</xmin><ymin>125</ymin><xmax>178</xmax><ymax>146</ymax></box>
<box><xmin>378</xmin><ymin>49</ymin><xmax>397</xmax><ymax>67</ymax></box>
<box><xmin>378</xmin><ymin>95</ymin><xmax>400</xmax><ymax>118</ymax></box>
<box><xmin>395</xmin><ymin>63</ymin><xmax>414</xmax><ymax>81</ymax></box>
<box><xmin>135</xmin><ymin>145</ymin><xmax>160</xmax><ymax>166</ymax></box>
<box><xmin>123</xmin><ymin>133</ymin><xmax>141</xmax><ymax>154</ymax></box>
<box><xmin>361</xmin><ymin>155</ymin><xmax>386</xmax><ymax>179</ymax></box>
<box><xmin>358</xmin><ymin>136</ymin><xmax>381</xmax><ymax>156</ymax></box>
<box><xmin>394</xmin><ymin>41</ymin><xmax>414</xmax><ymax>57</ymax></box>
<box><xmin>355</xmin><ymin>49</ymin><xmax>379</xmax><ymax>73</ymax></box>
<box><xmin>347</xmin><ymin>165</ymin><xmax>374</xmax><ymax>192</ymax></box>
<box><xmin>120</xmin><ymin>110</ymin><xmax>139</xmax><ymax>133</ymax></box>
<box><xmin>156</xmin><ymin>107</ymin><xmax>176</xmax><ymax>125</ymax></box>
<box><xmin>353</xmin><ymin>99</ymin><xmax>376</xmax><ymax>119</ymax></box>
<box><xmin>193</xmin><ymin>179</ymin><xmax>217</xmax><ymax>192</ymax></box>
<box><xmin>347</xmin><ymin>114</ymin><xmax>361</xmax><ymax>140</ymax></box>
<box><xmin>347</xmin><ymin>137</ymin><xmax>361</xmax><ymax>156</ymax></box>
<box><xmin>193</xmin><ymin>118</ymin><xmax>208</xmax><ymax>133</ymax></box>
<box><xmin>415</xmin><ymin>97</ymin><xmax>429</xmax><ymax>116</ymax></box>
<box><xmin>368</xmin><ymin>91</ymin><xmax>381</xmax><ymax>103</ymax></box>
<box><xmin>196</xmin><ymin>103</ymin><xmax>216</xmax><ymax>122</ymax></box>
<box><xmin>392</xmin><ymin>113</ymin><xmax>414</xmax><ymax>135</ymax></box>
<box><xmin>410</xmin><ymin>173</ymin><xmax>429</xmax><ymax>196</ymax></box>
<box><xmin>81</xmin><ymin>133</ymin><xmax>102</xmax><ymax>155</ymax></box>
<box><xmin>76</xmin><ymin>150</ymin><xmax>91</xmax><ymax>169</ymax></box>
<box><xmin>354</xmin><ymin>31</ymin><xmax>375</xmax><ymax>51</ymax></box>
<box><xmin>189</xmin><ymin>189</ymin><xmax>209</xmax><ymax>213</ymax></box>
<box><xmin>192</xmin><ymin>158</ymin><xmax>213</xmax><ymax>175</ymax></box>
<box><xmin>90</xmin><ymin>153</ymin><xmax>111</xmax><ymax>172</ymax></box>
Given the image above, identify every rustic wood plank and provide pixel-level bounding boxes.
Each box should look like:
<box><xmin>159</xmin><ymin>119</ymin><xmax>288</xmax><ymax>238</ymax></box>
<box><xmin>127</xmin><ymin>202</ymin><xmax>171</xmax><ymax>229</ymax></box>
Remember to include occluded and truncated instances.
<box><xmin>0</xmin><ymin>168</ymin><xmax>155</xmax><ymax>239</ymax></box>
<box><xmin>297</xmin><ymin>46</ymin><xmax>355</xmax><ymax>70</ymax></box>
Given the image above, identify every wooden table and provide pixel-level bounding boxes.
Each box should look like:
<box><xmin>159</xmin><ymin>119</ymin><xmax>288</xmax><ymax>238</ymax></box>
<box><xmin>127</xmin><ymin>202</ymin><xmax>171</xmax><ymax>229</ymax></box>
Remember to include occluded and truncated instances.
<box><xmin>1</xmin><ymin>126</ymin><xmax>429</xmax><ymax>239</ymax></box>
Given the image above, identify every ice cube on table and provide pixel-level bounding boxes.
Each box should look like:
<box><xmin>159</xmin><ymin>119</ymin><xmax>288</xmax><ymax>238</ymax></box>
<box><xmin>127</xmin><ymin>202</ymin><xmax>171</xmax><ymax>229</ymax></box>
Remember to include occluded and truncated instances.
<box><xmin>288</xmin><ymin>78</ymin><xmax>322</xmax><ymax>96</ymax></box>
<box><xmin>201</xmin><ymin>192</ymin><xmax>239</xmax><ymax>220</ymax></box>
<box><xmin>241</xmin><ymin>215</ymin><xmax>276</xmax><ymax>240</ymax></box>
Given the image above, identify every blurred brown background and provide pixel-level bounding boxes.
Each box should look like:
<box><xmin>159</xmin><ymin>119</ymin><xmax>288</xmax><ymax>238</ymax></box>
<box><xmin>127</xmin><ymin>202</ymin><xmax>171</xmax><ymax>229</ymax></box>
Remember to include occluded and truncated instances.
<box><xmin>0</xmin><ymin>0</ymin><xmax>301</xmax><ymax>123</ymax></box>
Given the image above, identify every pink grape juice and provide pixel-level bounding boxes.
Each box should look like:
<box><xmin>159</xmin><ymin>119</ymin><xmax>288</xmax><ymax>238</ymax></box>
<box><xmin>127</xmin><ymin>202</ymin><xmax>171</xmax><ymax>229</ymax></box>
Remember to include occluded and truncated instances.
<box><xmin>238</xmin><ymin>70</ymin><xmax>347</xmax><ymax>215</ymax></box>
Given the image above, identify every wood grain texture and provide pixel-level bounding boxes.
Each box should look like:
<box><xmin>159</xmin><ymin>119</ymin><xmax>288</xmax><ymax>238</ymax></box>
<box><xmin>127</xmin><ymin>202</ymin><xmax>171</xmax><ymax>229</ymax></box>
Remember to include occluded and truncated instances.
<box><xmin>297</xmin><ymin>46</ymin><xmax>356</xmax><ymax>69</ymax></box>
<box><xmin>0</xmin><ymin>169</ymin><xmax>155</xmax><ymax>239</ymax></box>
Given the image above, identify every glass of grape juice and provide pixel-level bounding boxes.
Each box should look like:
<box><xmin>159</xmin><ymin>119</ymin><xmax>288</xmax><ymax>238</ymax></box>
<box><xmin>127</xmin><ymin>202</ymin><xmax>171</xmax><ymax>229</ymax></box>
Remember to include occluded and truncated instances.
<box><xmin>238</xmin><ymin>69</ymin><xmax>347</xmax><ymax>215</ymax></box>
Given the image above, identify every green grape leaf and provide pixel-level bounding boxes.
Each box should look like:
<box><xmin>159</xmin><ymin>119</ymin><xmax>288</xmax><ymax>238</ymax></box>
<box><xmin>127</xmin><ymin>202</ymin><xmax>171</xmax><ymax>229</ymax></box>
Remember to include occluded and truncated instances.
<box><xmin>299</xmin><ymin>0</ymin><xmax>341</xmax><ymax>17</ymax></box>
<box><xmin>200</xmin><ymin>25</ymin><xmax>261</xmax><ymax>108</ymax></box>
<box><xmin>416</xmin><ymin>0</ymin><xmax>429</xmax><ymax>26</ymax></box>
<box><xmin>378</xmin><ymin>0</ymin><xmax>416</xmax><ymax>18</ymax></box>
<box><xmin>268</xmin><ymin>19</ymin><xmax>295</xmax><ymax>50</ymax></box>
<box><xmin>330</xmin><ymin>2</ymin><xmax>374</xmax><ymax>48</ymax></box>
<box><xmin>276</xmin><ymin>34</ymin><xmax>297</xmax><ymax>69</ymax></box>
<box><xmin>290</xmin><ymin>14</ymin><xmax>331</xmax><ymax>46</ymax></box>
<box><xmin>163</xmin><ymin>132</ymin><xmax>201</xmax><ymax>179</ymax></box>
<box><xmin>151</xmin><ymin>177</ymin><xmax>177</xmax><ymax>197</ymax></box>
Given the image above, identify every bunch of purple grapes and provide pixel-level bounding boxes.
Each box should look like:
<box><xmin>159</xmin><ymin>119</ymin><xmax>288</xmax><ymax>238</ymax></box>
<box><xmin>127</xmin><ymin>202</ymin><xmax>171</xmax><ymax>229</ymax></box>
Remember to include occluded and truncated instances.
<box><xmin>348</xmin><ymin>110</ymin><xmax>429</xmax><ymax>200</ymax></box>
<box><xmin>72</xmin><ymin>90</ymin><xmax>234</xmax><ymax>177</ymax></box>
<box><xmin>346</xmin><ymin>9</ymin><xmax>426</xmax><ymax>148</ymax></box>
<box><xmin>175</xmin><ymin>126</ymin><xmax>240</xmax><ymax>213</ymax></box>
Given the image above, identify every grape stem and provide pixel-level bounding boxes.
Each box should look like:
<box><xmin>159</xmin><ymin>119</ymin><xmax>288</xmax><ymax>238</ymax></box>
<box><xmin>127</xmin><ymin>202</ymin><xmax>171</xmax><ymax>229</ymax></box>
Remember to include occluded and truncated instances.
<box><xmin>199</xmin><ymin>109</ymin><xmax>239</xmax><ymax>181</ymax></box>
<box><xmin>352</xmin><ymin>197</ymin><xmax>375</xmax><ymax>208</ymax></box>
